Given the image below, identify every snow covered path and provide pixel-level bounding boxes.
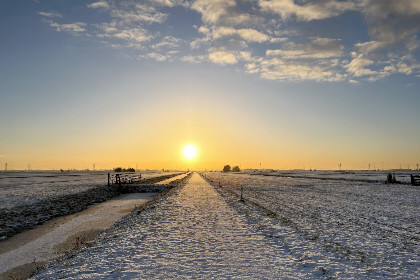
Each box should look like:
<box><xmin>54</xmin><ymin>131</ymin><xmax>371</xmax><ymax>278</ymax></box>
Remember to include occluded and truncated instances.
<box><xmin>33</xmin><ymin>173</ymin><xmax>321</xmax><ymax>279</ymax></box>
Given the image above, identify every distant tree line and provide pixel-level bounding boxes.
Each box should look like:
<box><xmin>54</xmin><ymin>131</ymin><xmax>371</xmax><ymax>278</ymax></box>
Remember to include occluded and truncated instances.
<box><xmin>222</xmin><ymin>165</ymin><xmax>240</xmax><ymax>172</ymax></box>
<box><xmin>114</xmin><ymin>167</ymin><xmax>135</xmax><ymax>172</ymax></box>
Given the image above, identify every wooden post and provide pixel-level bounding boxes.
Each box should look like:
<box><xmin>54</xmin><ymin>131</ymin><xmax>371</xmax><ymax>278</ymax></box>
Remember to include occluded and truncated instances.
<box><xmin>240</xmin><ymin>185</ymin><xmax>244</xmax><ymax>201</ymax></box>
<box><xmin>108</xmin><ymin>173</ymin><xmax>110</xmax><ymax>186</ymax></box>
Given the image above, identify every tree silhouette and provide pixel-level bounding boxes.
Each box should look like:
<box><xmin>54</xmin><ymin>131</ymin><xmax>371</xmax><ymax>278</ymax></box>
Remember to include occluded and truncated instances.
<box><xmin>223</xmin><ymin>165</ymin><xmax>231</xmax><ymax>172</ymax></box>
<box><xmin>232</xmin><ymin>166</ymin><xmax>241</xmax><ymax>172</ymax></box>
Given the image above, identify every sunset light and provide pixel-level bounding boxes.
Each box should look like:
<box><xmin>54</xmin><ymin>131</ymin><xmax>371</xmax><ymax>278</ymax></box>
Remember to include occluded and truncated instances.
<box><xmin>183</xmin><ymin>145</ymin><xmax>197</xmax><ymax>160</ymax></box>
<box><xmin>1</xmin><ymin>1</ymin><xmax>420</xmax><ymax>279</ymax></box>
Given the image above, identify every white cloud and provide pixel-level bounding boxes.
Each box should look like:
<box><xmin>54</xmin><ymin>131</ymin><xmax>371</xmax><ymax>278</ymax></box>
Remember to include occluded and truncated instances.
<box><xmin>258</xmin><ymin>57</ymin><xmax>345</xmax><ymax>82</ymax></box>
<box><xmin>48</xmin><ymin>21</ymin><xmax>87</xmax><ymax>33</ymax></box>
<box><xmin>239</xmin><ymin>51</ymin><xmax>253</xmax><ymax>61</ymax></box>
<box><xmin>345</xmin><ymin>54</ymin><xmax>377</xmax><ymax>77</ymax></box>
<box><xmin>237</xmin><ymin>28</ymin><xmax>270</xmax><ymax>43</ymax></box>
<box><xmin>87</xmin><ymin>1</ymin><xmax>110</xmax><ymax>9</ymax></box>
<box><xmin>267</xmin><ymin>38</ymin><xmax>344</xmax><ymax>59</ymax></box>
<box><xmin>152</xmin><ymin>36</ymin><xmax>182</xmax><ymax>49</ymax></box>
<box><xmin>38</xmin><ymin>0</ymin><xmax>420</xmax><ymax>83</ymax></box>
<box><xmin>191</xmin><ymin>0</ymin><xmax>236</xmax><ymax>24</ymax></box>
<box><xmin>218</xmin><ymin>13</ymin><xmax>263</xmax><ymax>27</ymax></box>
<box><xmin>112</xmin><ymin>27</ymin><xmax>153</xmax><ymax>44</ymax></box>
<box><xmin>213</xmin><ymin>27</ymin><xmax>270</xmax><ymax>43</ymax></box>
<box><xmin>190</xmin><ymin>37</ymin><xmax>211</xmax><ymax>49</ymax></box>
<box><xmin>147</xmin><ymin>52</ymin><xmax>168</xmax><ymax>61</ymax></box>
<box><xmin>269</xmin><ymin>37</ymin><xmax>288</xmax><ymax>43</ymax></box>
<box><xmin>208</xmin><ymin>50</ymin><xmax>237</xmax><ymax>64</ymax></box>
<box><xmin>198</xmin><ymin>26</ymin><xmax>211</xmax><ymax>35</ymax></box>
<box><xmin>38</xmin><ymin>11</ymin><xmax>62</xmax><ymax>18</ymax></box>
<box><xmin>111</xmin><ymin>3</ymin><xmax>167</xmax><ymax>24</ymax></box>
<box><xmin>180</xmin><ymin>55</ymin><xmax>206</xmax><ymax>63</ymax></box>
<box><xmin>153</xmin><ymin>0</ymin><xmax>176</xmax><ymax>7</ymax></box>
<box><xmin>259</xmin><ymin>0</ymin><xmax>359</xmax><ymax>21</ymax></box>
<box><xmin>344</xmin><ymin>0</ymin><xmax>420</xmax><ymax>80</ymax></box>
<box><xmin>95</xmin><ymin>22</ymin><xmax>119</xmax><ymax>34</ymax></box>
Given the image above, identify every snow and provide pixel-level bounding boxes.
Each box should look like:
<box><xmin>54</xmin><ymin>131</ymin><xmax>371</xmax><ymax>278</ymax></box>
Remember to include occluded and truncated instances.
<box><xmin>31</xmin><ymin>172</ymin><xmax>419</xmax><ymax>279</ymax></box>
<box><xmin>0</xmin><ymin>170</ymin><xmax>179</xmax><ymax>239</ymax></box>
<box><xmin>0</xmin><ymin>170</ymin><xmax>173</xmax><ymax>210</ymax></box>
<box><xmin>0</xmin><ymin>193</ymin><xmax>154</xmax><ymax>277</ymax></box>
<box><xmin>202</xmin><ymin>171</ymin><xmax>420</xmax><ymax>278</ymax></box>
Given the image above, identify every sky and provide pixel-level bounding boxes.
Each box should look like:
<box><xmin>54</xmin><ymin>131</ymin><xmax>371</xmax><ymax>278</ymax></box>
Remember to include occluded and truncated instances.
<box><xmin>1</xmin><ymin>0</ymin><xmax>420</xmax><ymax>171</ymax></box>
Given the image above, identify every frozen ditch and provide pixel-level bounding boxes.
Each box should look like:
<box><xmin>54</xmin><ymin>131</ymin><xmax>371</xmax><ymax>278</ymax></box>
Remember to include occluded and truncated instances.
<box><xmin>0</xmin><ymin>173</ymin><xmax>189</xmax><ymax>280</ymax></box>
<box><xmin>0</xmin><ymin>192</ymin><xmax>154</xmax><ymax>280</ymax></box>
<box><xmin>0</xmin><ymin>171</ymin><xmax>181</xmax><ymax>239</ymax></box>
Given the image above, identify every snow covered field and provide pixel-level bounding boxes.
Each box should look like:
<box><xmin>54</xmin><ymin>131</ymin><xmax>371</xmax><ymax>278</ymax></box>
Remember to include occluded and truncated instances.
<box><xmin>0</xmin><ymin>170</ymin><xmax>173</xmax><ymax>210</ymax></box>
<box><xmin>32</xmin><ymin>172</ymin><xmax>419</xmax><ymax>279</ymax></box>
<box><xmin>201</xmin><ymin>171</ymin><xmax>420</xmax><ymax>278</ymax></box>
<box><xmin>0</xmin><ymin>170</ymin><xmax>177</xmax><ymax>238</ymax></box>
<box><xmin>250</xmin><ymin>169</ymin><xmax>415</xmax><ymax>184</ymax></box>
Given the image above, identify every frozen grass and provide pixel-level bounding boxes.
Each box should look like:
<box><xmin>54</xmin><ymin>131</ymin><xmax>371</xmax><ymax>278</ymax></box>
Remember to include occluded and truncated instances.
<box><xmin>0</xmin><ymin>170</ymin><xmax>174</xmax><ymax>209</ymax></box>
<box><xmin>201</xmin><ymin>171</ymin><xmax>420</xmax><ymax>278</ymax></box>
<box><xmin>0</xmin><ymin>170</ymin><xmax>178</xmax><ymax>238</ymax></box>
<box><xmin>32</xmin><ymin>172</ymin><xmax>419</xmax><ymax>279</ymax></box>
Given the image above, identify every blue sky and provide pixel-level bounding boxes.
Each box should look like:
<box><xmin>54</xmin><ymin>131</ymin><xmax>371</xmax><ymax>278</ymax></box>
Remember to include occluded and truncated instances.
<box><xmin>1</xmin><ymin>0</ymin><xmax>420</xmax><ymax>170</ymax></box>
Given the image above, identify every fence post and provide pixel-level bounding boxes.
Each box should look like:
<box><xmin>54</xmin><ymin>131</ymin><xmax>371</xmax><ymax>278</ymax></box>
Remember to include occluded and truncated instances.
<box><xmin>108</xmin><ymin>173</ymin><xmax>110</xmax><ymax>186</ymax></box>
<box><xmin>116</xmin><ymin>174</ymin><xmax>121</xmax><ymax>186</ymax></box>
<box><xmin>240</xmin><ymin>185</ymin><xmax>244</xmax><ymax>201</ymax></box>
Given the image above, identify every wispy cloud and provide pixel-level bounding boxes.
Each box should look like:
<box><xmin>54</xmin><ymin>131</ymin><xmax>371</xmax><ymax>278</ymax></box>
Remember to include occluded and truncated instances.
<box><xmin>267</xmin><ymin>38</ymin><xmax>344</xmax><ymax>59</ymax></box>
<box><xmin>209</xmin><ymin>50</ymin><xmax>237</xmax><ymax>65</ymax></box>
<box><xmin>152</xmin><ymin>36</ymin><xmax>183</xmax><ymax>50</ymax></box>
<box><xmin>98</xmin><ymin>26</ymin><xmax>153</xmax><ymax>47</ymax></box>
<box><xmin>213</xmin><ymin>27</ymin><xmax>270</xmax><ymax>43</ymax></box>
<box><xmin>344</xmin><ymin>0</ymin><xmax>420</xmax><ymax>80</ymax></box>
<box><xmin>146</xmin><ymin>52</ymin><xmax>168</xmax><ymax>61</ymax></box>
<box><xmin>258</xmin><ymin>0</ymin><xmax>360</xmax><ymax>21</ymax></box>
<box><xmin>191</xmin><ymin>0</ymin><xmax>236</xmax><ymax>24</ymax></box>
<box><xmin>47</xmin><ymin>21</ymin><xmax>87</xmax><ymax>33</ymax></box>
<box><xmin>38</xmin><ymin>11</ymin><xmax>62</xmax><ymax>18</ymax></box>
<box><xmin>111</xmin><ymin>3</ymin><xmax>168</xmax><ymax>24</ymax></box>
<box><xmin>180</xmin><ymin>55</ymin><xmax>206</xmax><ymax>63</ymax></box>
<box><xmin>39</xmin><ymin>0</ymin><xmax>420</xmax><ymax>83</ymax></box>
<box><xmin>87</xmin><ymin>1</ymin><xmax>110</xmax><ymax>10</ymax></box>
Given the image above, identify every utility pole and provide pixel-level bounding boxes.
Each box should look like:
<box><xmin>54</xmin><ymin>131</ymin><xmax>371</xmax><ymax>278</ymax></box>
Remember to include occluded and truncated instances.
<box><xmin>417</xmin><ymin>163</ymin><xmax>419</xmax><ymax>170</ymax></box>
<box><xmin>338</xmin><ymin>163</ymin><xmax>342</xmax><ymax>171</ymax></box>
<box><xmin>368</xmin><ymin>163</ymin><xmax>370</xmax><ymax>171</ymax></box>
<box><xmin>93</xmin><ymin>163</ymin><xmax>96</xmax><ymax>170</ymax></box>
<box><xmin>28</xmin><ymin>164</ymin><xmax>31</xmax><ymax>171</ymax></box>
<box><xmin>5</xmin><ymin>162</ymin><xmax>7</xmax><ymax>171</ymax></box>
<box><xmin>259</xmin><ymin>162</ymin><xmax>261</xmax><ymax>170</ymax></box>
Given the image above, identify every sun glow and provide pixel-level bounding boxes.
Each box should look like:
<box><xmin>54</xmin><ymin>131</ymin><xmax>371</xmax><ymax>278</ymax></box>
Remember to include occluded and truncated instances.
<box><xmin>183</xmin><ymin>145</ymin><xmax>197</xmax><ymax>160</ymax></box>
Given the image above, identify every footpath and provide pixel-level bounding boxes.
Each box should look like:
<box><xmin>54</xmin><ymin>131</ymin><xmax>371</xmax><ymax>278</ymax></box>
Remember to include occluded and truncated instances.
<box><xmin>32</xmin><ymin>173</ymin><xmax>309</xmax><ymax>279</ymax></box>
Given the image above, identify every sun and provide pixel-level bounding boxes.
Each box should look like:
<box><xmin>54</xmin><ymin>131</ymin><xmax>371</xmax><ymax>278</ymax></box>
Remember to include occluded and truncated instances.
<box><xmin>183</xmin><ymin>145</ymin><xmax>197</xmax><ymax>160</ymax></box>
